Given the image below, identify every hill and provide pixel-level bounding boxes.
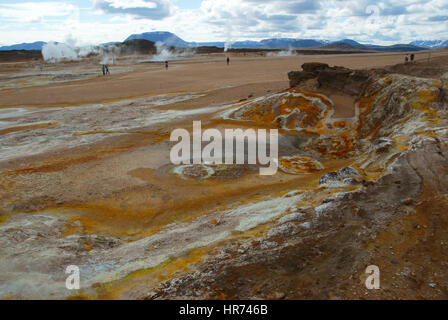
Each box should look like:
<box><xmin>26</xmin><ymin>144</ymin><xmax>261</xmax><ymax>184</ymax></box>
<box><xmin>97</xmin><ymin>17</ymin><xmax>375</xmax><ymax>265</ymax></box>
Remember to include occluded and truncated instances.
<box><xmin>0</xmin><ymin>50</ymin><xmax>42</xmax><ymax>62</ymax></box>
<box><xmin>317</xmin><ymin>42</ymin><xmax>368</xmax><ymax>51</ymax></box>
<box><xmin>125</xmin><ymin>31</ymin><xmax>189</xmax><ymax>48</ymax></box>
<box><xmin>257</xmin><ymin>38</ymin><xmax>326</xmax><ymax>49</ymax></box>
<box><xmin>127</xmin><ymin>32</ymin><xmax>327</xmax><ymax>49</ymax></box>
<box><xmin>0</xmin><ymin>32</ymin><xmax>438</xmax><ymax>53</ymax></box>
<box><xmin>0</xmin><ymin>41</ymin><xmax>46</xmax><ymax>51</ymax></box>
<box><xmin>317</xmin><ymin>41</ymin><xmax>425</xmax><ymax>52</ymax></box>
<box><xmin>106</xmin><ymin>39</ymin><xmax>158</xmax><ymax>55</ymax></box>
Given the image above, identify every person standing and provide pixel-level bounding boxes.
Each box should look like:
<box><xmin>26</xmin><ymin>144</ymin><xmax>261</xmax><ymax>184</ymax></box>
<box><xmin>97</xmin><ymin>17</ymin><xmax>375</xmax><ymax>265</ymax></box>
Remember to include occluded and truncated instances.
<box><xmin>165</xmin><ymin>61</ymin><xmax>169</xmax><ymax>70</ymax></box>
<box><xmin>410</xmin><ymin>54</ymin><xmax>415</xmax><ymax>63</ymax></box>
<box><xmin>105</xmin><ymin>65</ymin><xmax>110</xmax><ymax>75</ymax></box>
<box><xmin>227</xmin><ymin>57</ymin><xmax>230</xmax><ymax>65</ymax></box>
<box><xmin>405</xmin><ymin>54</ymin><xmax>409</xmax><ymax>64</ymax></box>
<box><xmin>102</xmin><ymin>64</ymin><xmax>106</xmax><ymax>76</ymax></box>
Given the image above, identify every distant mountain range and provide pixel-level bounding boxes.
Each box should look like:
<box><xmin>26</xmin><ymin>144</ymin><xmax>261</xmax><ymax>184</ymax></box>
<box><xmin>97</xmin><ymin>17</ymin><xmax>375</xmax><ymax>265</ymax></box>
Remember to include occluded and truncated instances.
<box><xmin>1</xmin><ymin>32</ymin><xmax>447</xmax><ymax>52</ymax></box>
<box><xmin>0</xmin><ymin>41</ymin><xmax>47</xmax><ymax>51</ymax></box>
<box><xmin>124</xmin><ymin>32</ymin><xmax>329</xmax><ymax>49</ymax></box>
<box><xmin>321</xmin><ymin>39</ymin><xmax>425</xmax><ymax>52</ymax></box>
<box><xmin>409</xmin><ymin>40</ymin><xmax>448</xmax><ymax>49</ymax></box>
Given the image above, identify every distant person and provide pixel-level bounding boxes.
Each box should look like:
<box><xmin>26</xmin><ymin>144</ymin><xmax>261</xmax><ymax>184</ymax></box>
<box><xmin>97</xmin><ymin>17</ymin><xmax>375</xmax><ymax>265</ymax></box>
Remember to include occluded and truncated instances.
<box><xmin>102</xmin><ymin>64</ymin><xmax>106</xmax><ymax>76</ymax></box>
<box><xmin>227</xmin><ymin>57</ymin><xmax>230</xmax><ymax>65</ymax></box>
<box><xmin>410</xmin><ymin>53</ymin><xmax>415</xmax><ymax>63</ymax></box>
<box><xmin>165</xmin><ymin>61</ymin><xmax>169</xmax><ymax>70</ymax></box>
<box><xmin>405</xmin><ymin>54</ymin><xmax>409</xmax><ymax>64</ymax></box>
<box><xmin>105</xmin><ymin>65</ymin><xmax>110</xmax><ymax>75</ymax></box>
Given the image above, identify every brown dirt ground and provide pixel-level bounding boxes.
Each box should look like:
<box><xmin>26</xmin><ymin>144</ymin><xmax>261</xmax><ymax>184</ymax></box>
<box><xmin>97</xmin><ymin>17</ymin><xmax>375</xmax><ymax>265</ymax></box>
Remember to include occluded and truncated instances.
<box><xmin>1</xmin><ymin>51</ymin><xmax>447</xmax><ymax>108</ymax></box>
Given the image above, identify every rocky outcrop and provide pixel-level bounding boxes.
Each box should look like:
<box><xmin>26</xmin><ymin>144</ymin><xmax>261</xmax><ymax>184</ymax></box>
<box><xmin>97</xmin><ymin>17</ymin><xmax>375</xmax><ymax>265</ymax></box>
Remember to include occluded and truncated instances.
<box><xmin>150</xmin><ymin>68</ymin><xmax>448</xmax><ymax>300</ymax></box>
<box><xmin>288</xmin><ymin>63</ymin><xmax>371</xmax><ymax>97</ymax></box>
<box><xmin>288</xmin><ymin>63</ymin><xmax>329</xmax><ymax>87</ymax></box>
<box><xmin>287</xmin><ymin>71</ymin><xmax>316</xmax><ymax>87</ymax></box>
<box><xmin>317</xmin><ymin>67</ymin><xmax>370</xmax><ymax>96</ymax></box>
<box><xmin>319</xmin><ymin>166</ymin><xmax>362</xmax><ymax>186</ymax></box>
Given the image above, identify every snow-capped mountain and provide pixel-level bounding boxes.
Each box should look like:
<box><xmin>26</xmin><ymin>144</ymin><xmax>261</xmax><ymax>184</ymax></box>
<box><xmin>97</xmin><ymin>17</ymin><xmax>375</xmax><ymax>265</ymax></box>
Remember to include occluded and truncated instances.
<box><xmin>409</xmin><ymin>40</ymin><xmax>448</xmax><ymax>49</ymax></box>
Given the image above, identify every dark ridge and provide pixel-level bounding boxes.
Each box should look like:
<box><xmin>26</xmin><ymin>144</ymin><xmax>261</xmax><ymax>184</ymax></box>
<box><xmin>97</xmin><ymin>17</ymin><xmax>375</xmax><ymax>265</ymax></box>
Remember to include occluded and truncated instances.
<box><xmin>0</xmin><ymin>50</ymin><xmax>42</xmax><ymax>62</ymax></box>
<box><xmin>112</xmin><ymin>39</ymin><xmax>158</xmax><ymax>55</ymax></box>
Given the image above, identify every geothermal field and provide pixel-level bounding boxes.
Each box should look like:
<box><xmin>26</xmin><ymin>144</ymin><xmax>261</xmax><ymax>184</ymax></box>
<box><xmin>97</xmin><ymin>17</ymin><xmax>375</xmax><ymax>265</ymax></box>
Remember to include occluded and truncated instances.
<box><xmin>1</xmin><ymin>48</ymin><xmax>448</xmax><ymax>300</ymax></box>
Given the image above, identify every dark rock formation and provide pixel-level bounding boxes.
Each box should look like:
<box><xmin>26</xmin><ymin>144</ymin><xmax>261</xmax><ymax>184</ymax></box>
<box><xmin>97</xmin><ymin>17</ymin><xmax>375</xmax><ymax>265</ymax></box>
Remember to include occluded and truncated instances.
<box><xmin>287</xmin><ymin>71</ymin><xmax>316</xmax><ymax>87</ymax></box>
<box><xmin>302</xmin><ymin>62</ymin><xmax>330</xmax><ymax>73</ymax></box>
<box><xmin>317</xmin><ymin>68</ymin><xmax>370</xmax><ymax>96</ymax></box>
<box><xmin>108</xmin><ymin>39</ymin><xmax>158</xmax><ymax>55</ymax></box>
<box><xmin>288</xmin><ymin>63</ymin><xmax>371</xmax><ymax>96</ymax></box>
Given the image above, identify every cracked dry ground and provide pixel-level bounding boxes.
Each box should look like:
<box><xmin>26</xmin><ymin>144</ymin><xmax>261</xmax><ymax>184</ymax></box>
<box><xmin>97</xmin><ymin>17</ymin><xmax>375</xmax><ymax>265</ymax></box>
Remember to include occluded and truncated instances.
<box><xmin>1</xmin><ymin>58</ymin><xmax>448</xmax><ymax>300</ymax></box>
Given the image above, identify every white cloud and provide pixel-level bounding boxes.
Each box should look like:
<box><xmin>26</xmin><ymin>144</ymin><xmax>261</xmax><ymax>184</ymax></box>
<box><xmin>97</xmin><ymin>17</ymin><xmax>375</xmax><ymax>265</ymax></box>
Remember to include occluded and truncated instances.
<box><xmin>93</xmin><ymin>0</ymin><xmax>174</xmax><ymax>19</ymax></box>
<box><xmin>107</xmin><ymin>0</ymin><xmax>157</xmax><ymax>9</ymax></box>
<box><xmin>0</xmin><ymin>0</ymin><xmax>447</xmax><ymax>46</ymax></box>
<box><xmin>0</xmin><ymin>2</ymin><xmax>77</xmax><ymax>23</ymax></box>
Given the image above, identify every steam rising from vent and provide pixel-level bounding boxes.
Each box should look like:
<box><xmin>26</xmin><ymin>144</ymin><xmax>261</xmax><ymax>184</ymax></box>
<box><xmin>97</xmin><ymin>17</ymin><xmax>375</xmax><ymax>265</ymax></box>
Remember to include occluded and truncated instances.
<box><xmin>41</xmin><ymin>40</ymin><xmax>120</xmax><ymax>64</ymax></box>
<box><xmin>100</xmin><ymin>55</ymin><xmax>115</xmax><ymax>65</ymax></box>
<box><xmin>224</xmin><ymin>40</ymin><xmax>233</xmax><ymax>52</ymax></box>
<box><xmin>41</xmin><ymin>37</ymin><xmax>192</xmax><ymax>64</ymax></box>
<box><xmin>99</xmin><ymin>45</ymin><xmax>120</xmax><ymax>65</ymax></box>
<box><xmin>150</xmin><ymin>42</ymin><xmax>191</xmax><ymax>62</ymax></box>
<box><xmin>42</xmin><ymin>42</ymin><xmax>78</xmax><ymax>62</ymax></box>
<box><xmin>224</xmin><ymin>24</ymin><xmax>233</xmax><ymax>52</ymax></box>
<box><xmin>266</xmin><ymin>48</ymin><xmax>297</xmax><ymax>57</ymax></box>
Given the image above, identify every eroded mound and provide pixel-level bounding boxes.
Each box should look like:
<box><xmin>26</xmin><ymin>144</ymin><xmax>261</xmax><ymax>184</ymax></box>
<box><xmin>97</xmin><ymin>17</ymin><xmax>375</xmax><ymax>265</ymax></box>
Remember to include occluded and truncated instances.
<box><xmin>149</xmin><ymin>65</ymin><xmax>448</xmax><ymax>299</ymax></box>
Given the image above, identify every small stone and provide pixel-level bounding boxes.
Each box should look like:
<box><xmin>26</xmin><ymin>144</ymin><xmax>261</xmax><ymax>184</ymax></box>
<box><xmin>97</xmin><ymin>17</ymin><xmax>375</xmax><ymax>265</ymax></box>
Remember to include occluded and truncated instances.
<box><xmin>300</xmin><ymin>222</ymin><xmax>311</xmax><ymax>229</ymax></box>
<box><xmin>73</xmin><ymin>220</ymin><xmax>82</xmax><ymax>227</ymax></box>
<box><xmin>270</xmin><ymin>292</ymin><xmax>285</xmax><ymax>300</ymax></box>
<box><xmin>429</xmin><ymin>283</ymin><xmax>436</xmax><ymax>288</ymax></box>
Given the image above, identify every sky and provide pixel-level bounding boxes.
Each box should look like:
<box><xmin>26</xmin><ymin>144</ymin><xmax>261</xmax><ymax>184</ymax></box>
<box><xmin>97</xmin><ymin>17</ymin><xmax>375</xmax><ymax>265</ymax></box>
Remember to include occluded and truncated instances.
<box><xmin>0</xmin><ymin>0</ymin><xmax>447</xmax><ymax>46</ymax></box>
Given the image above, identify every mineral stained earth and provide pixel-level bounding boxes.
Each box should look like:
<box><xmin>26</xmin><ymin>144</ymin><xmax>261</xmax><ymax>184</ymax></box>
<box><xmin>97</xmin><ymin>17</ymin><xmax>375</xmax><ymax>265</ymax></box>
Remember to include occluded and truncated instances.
<box><xmin>0</xmin><ymin>52</ymin><xmax>448</xmax><ymax>300</ymax></box>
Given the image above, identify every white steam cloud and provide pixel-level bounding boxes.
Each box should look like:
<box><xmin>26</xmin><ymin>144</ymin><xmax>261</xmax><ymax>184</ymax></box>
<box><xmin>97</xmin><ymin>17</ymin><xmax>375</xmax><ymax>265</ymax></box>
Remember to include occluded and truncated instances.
<box><xmin>42</xmin><ymin>42</ymin><xmax>78</xmax><ymax>62</ymax></box>
<box><xmin>42</xmin><ymin>40</ymin><xmax>120</xmax><ymax>64</ymax></box>
<box><xmin>266</xmin><ymin>47</ymin><xmax>297</xmax><ymax>57</ymax></box>
<box><xmin>224</xmin><ymin>24</ymin><xmax>233</xmax><ymax>52</ymax></box>
<box><xmin>100</xmin><ymin>55</ymin><xmax>116</xmax><ymax>65</ymax></box>
<box><xmin>150</xmin><ymin>42</ymin><xmax>191</xmax><ymax>62</ymax></box>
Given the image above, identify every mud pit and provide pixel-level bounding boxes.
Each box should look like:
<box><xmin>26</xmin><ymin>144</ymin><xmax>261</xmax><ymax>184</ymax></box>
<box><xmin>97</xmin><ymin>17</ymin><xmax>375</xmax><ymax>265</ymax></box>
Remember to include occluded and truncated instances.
<box><xmin>0</xmin><ymin>52</ymin><xmax>448</xmax><ymax>300</ymax></box>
